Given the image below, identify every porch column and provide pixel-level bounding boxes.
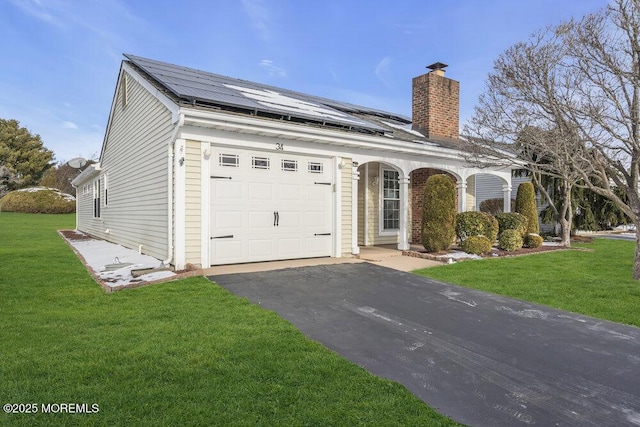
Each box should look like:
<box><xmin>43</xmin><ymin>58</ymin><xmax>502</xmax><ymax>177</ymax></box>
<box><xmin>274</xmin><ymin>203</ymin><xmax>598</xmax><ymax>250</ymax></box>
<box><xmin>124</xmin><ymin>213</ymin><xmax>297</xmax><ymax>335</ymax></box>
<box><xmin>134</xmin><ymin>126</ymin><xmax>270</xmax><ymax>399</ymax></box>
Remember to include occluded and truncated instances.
<box><xmin>351</xmin><ymin>164</ymin><xmax>360</xmax><ymax>255</ymax></box>
<box><xmin>503</xmin><ymin>183</ymin><xmax>512</xmax><ymax>213</ymax></box>
<box><xmin>457</xmin><ymin>181</ymin><xmax>468</xmax><ymax>213</ymax></box>
<box><xmin>398</xmin><ymin>176</ymin><xmax>410</xmax><ymax>251</ymax></box>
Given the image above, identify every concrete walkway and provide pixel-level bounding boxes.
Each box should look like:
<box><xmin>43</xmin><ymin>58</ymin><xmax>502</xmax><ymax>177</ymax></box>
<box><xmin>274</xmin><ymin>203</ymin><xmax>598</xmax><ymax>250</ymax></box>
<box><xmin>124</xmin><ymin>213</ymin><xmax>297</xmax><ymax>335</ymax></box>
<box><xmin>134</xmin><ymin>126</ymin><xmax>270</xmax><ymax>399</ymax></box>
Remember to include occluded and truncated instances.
<box><xmin>210</xmin><ymin>263</ymin><xmax>640</xmax><ymax>427</ymax></box>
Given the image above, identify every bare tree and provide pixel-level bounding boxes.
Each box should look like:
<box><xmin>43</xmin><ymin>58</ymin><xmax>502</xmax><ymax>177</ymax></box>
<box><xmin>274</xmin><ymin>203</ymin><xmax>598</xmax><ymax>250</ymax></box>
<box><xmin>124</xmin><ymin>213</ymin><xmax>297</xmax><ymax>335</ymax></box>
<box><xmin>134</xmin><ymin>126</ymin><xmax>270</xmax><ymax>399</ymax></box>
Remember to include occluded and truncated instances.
<box><xmin>466</xmin><ymin>0</ymin><xmax>640</xmax><ymax>279</ymax></box>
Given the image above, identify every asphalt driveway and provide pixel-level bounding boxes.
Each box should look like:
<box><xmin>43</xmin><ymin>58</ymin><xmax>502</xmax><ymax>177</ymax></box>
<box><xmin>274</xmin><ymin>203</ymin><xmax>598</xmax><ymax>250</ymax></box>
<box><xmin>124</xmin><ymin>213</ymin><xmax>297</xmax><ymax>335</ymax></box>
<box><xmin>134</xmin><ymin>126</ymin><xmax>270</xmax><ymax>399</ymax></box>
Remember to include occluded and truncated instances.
<box><xmin>209</xmin><ymin>263</ymin><xmax>640</xmax><ymax>427</ymax></box>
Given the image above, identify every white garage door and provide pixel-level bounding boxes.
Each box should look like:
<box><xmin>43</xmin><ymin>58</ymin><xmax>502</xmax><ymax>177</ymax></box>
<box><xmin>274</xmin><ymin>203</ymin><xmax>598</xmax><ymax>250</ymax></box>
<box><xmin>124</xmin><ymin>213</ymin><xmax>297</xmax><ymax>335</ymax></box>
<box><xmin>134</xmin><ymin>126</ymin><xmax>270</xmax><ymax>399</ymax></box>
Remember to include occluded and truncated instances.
<box><xmin>209</xmin><ymin>148</ymin><xmax>333</xmax><ymax>266</ymax></box>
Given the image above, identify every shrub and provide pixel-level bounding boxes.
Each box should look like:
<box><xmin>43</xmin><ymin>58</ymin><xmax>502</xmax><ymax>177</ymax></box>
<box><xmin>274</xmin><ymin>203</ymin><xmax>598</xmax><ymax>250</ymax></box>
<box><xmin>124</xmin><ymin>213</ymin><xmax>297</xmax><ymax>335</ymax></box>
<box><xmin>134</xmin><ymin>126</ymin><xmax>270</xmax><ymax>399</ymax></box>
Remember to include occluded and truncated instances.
<box><xmin>494</xmin><ymin>212</ymin><xmax>528</xmax><ymax>237</ymax></box>
<box><xmin>422</xmin><ymin>174</ymin><xmax>457</xmax><ymax>252</ymax></box>
<box><xmin>498</xmin><ymin>229</ymin><xmax>523</xmax><ymax>251</ymax></box>
<box><xmin>479</xmin><ymin>198</ymin><xmax>515</xmax><ymax>215</ymax></box>
<box><xmin>0</xmin><ymin>187</ymin><xmax>75</xmax><ymax>214</ymax></box>
<box><xmin>524</xmin><ymin>233</ymin><xmax>544</xmax><ymax>248</ymax></box>
<box><xmin>515</xmin><ymin>182</ymin><xmax>539</xmax><ymax>235</ymax></box>
<box><xmin>460</xmin><ymin>235</ymin><xmax>493</xmax><ymax>255</ymax></box>
<box><xmin>455</xmin><ymin>211</ymin><xmax>499</xmax><ymax>243</ymax></box>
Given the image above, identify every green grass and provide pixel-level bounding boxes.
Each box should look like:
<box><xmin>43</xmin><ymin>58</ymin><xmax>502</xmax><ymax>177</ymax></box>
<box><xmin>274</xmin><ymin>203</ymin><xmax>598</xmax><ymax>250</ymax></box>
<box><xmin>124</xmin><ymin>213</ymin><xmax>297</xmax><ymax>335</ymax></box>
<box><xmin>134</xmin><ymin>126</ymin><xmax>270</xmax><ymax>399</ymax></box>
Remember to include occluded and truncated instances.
<box><xmin>415</xmin><ymin>239</ymin><xmax>640</xmax><ymax>327</ymax></box>
<box><xmin>0</xmin><ymin>212</ymin><xmax>459</xmax><ymax>426</ymax></box>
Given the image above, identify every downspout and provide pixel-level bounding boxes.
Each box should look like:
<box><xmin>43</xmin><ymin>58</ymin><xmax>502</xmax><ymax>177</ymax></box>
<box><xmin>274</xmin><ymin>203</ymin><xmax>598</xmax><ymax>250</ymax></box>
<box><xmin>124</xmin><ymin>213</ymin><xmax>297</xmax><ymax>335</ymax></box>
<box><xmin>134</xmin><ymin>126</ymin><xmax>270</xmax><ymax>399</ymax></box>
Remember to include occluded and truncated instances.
<box><xmin>162</xmin><ymin>113</ymin><xmax>184</xmax><ymax>266</ymax></box>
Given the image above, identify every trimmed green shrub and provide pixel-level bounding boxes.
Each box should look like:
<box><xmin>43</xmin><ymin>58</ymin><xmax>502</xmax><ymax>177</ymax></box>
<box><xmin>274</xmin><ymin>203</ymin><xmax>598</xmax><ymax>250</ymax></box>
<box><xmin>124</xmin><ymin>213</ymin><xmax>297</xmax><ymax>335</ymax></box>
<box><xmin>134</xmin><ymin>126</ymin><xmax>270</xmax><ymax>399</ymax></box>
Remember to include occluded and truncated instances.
<box><xmin>524</xmin><ymin>233</ymin><xmax>544</xmax><ymax>248</ymax></box>
<box><xmin>515</xmin><ymin>182</ymin><xmax>539</xmax><ymax>235</ymax></box>
<box><xmin>498</xmin><ymin>229</ymin><xmax>523</xmax><ymax>251</ymax></box>
<box><xmin>479</xmin><ymin>197</ymin><xmax>515</xmax><ymax>215</ymax></box>
<box><xmin>0</xmin><ymin>187</ymin><xmax>75</xmax><ymax>214</ymax></box>
<box><xmin>494</xmin><ymin>212</ymin><xmax>528</xmax><ymax>237</ymax></box>
<box><xmin>460</xmin><ymin>235</ymin><xmax>493</xmax><ymax>255</ymax></box>
<box><xmin>422</xmin><ymin>174</ymin><xmax>457</xmax><ymax>252</ymax></box>
<box><xmin>455</xmin><ymin>211</ymin><xmax>499</xmax><ymax>243</ymax></box>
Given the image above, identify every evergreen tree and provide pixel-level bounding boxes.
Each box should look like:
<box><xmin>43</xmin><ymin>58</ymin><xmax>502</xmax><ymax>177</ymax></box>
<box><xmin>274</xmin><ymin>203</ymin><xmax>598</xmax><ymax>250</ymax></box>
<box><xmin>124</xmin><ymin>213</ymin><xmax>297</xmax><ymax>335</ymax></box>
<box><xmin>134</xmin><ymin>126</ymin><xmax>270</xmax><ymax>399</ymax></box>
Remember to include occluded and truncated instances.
<box><xmin>0</xmin><ymin>118</ymin><xmax>54</xmax><ymax>197</ymax></box>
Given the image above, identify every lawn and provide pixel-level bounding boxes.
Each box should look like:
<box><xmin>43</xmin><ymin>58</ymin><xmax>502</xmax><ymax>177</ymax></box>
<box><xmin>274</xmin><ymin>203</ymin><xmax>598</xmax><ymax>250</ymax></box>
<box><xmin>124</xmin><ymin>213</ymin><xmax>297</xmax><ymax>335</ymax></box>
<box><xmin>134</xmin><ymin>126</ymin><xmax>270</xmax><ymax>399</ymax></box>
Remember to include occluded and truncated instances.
<box><xmin>415</xmin><ymin>239</ymin><xmax>640</xmax><ymax>328</ymax></box>
<box><xmin>0</xmin><ymin>212</ymin><xmax>460</xmax><ymax>426</ymax></box>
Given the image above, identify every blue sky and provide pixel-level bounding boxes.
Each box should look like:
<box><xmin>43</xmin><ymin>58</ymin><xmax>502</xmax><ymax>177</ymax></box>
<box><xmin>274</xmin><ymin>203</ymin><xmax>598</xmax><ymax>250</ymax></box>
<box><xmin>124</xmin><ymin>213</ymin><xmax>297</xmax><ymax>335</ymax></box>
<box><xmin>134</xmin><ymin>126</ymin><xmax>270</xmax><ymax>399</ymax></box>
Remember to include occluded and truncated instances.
<box><xmin>1</xmin><ymin>0</ymin><xmax>607</xmax><ymax>163</ymax></box>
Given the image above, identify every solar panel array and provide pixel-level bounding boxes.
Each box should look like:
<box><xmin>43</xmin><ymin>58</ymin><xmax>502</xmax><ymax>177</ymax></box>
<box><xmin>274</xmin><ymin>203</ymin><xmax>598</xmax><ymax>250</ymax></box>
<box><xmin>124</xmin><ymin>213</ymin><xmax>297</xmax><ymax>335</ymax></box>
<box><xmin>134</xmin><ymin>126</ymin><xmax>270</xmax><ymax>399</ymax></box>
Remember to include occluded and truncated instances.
<box><xmin>124</xmin><ymin>54</ymin><xmax>405</xmax><ymax>133</ymax></box>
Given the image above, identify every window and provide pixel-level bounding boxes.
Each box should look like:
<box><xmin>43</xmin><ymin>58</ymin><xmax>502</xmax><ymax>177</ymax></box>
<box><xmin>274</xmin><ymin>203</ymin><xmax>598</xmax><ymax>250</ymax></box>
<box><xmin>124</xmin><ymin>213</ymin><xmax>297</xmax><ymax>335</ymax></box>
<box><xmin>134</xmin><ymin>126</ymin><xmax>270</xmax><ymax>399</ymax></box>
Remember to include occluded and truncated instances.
<box><xmin>308</xmin><ymin>162</ymin><xmax>323</xmax><ymax>173</ymax></box>
<box><xmin>219</xmin><ymin>153</ymin><xmax>239</xmax><ymax>167</ymax></box>
<box><xmin>252</xmin><ymin>156</ymin><xmax>270</xmax><ymax>169</ymax></box>
<box><xmin>93</xmin><ymin>178</ymin><xmax>101</xmax><ymax>218</ymax></box>
<box><xmin>281</xmin><ymin>159</ymin><xmax>298</xmax><ymax>172</ymax></box>
<box><xmin>382</xmin><ymin>170</ymin><xmax>399</xmax><ymax>230</ymax></box>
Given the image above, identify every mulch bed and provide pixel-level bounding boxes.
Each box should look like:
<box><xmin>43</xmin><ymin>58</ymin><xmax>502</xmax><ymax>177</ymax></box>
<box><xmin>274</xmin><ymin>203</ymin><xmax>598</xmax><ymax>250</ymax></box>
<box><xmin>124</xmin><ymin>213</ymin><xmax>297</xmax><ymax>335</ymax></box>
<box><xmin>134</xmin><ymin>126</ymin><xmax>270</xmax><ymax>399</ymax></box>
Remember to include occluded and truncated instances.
<box><xmin>404</xmin><ymin>236</ymin><xmax>594</xmax><ymax>263</ymax></box>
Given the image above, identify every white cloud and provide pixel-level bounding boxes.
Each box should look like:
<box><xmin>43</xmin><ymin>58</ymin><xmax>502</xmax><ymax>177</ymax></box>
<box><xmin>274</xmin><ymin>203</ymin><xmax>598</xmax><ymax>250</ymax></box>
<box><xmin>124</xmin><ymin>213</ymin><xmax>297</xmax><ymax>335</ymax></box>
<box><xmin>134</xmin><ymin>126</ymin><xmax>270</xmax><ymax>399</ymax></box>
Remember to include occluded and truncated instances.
<box><xmin>374</xmin><ymin>56</ymin><xmax>393</xmax><ymax>89</ymax></box>
<box><xmin>63</xmin><ymin>121</ymin><xmax>78</xmax><ymax>129</ymax></box>
<box><xmin>259</xmin><ymin>59</ymin><xmax>287</xmax><ymax>77</ymax></box>
<box><xmin>242</xmin><ymin>0</ymin><xmax>272</xmax><ymax>42</ymax></box>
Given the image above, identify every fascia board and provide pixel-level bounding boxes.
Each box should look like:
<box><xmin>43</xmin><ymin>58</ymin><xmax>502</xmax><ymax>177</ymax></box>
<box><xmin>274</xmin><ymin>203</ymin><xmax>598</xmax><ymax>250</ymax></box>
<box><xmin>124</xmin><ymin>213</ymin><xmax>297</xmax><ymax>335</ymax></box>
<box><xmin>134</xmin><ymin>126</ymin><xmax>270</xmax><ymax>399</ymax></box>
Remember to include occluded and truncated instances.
<box><xmin>181</xmin><ymin>108</ymin><xmax>480</xmax><ymax>164</ymax></box>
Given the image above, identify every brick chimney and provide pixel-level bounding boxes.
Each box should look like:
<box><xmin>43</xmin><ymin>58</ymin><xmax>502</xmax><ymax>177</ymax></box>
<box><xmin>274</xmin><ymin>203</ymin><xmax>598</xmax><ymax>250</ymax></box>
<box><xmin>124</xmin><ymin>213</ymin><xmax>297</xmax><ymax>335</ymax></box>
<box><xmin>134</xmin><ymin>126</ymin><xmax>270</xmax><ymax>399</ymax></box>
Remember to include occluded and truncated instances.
<box><xmin>412</xmin><ymin>62</ymin><xmax>460</xmax><ymax>139</ymax></box>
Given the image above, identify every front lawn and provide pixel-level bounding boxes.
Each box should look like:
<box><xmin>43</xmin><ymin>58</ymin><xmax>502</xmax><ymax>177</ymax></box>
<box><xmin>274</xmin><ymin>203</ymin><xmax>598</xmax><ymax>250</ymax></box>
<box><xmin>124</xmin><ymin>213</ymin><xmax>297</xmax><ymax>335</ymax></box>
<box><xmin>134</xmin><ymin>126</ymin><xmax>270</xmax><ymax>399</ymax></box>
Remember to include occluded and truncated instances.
<box><xmin>415</xmin><ymin>239</ymin><xmax>640</xmax><ymax>328</ymax></box>
<box><xmin>0</xmin><ymin>212</ymin><xmax>458</xmax><ymax>426</ymax></box>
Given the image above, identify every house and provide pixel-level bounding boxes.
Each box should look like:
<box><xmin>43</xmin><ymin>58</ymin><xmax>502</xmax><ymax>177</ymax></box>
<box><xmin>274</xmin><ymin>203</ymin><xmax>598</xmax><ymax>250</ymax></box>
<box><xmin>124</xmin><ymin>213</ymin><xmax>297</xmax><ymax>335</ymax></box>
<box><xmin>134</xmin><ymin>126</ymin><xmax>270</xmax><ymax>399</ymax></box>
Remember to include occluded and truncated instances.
<box><xmin>72</xmin><ymin>54</ymin><xmax>514</xmax><ymax>270</ymax></box>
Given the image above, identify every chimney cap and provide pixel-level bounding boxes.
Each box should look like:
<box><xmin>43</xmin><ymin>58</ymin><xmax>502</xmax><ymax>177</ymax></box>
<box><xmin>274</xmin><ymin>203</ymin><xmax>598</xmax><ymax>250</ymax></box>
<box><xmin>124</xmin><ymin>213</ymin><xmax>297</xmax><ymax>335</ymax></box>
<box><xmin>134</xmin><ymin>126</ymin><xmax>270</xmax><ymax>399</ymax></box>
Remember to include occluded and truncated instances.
<box><xmin>427</xmin><ymin>62</ymin><xmax>448</xmax><ymax>71</ymax></box>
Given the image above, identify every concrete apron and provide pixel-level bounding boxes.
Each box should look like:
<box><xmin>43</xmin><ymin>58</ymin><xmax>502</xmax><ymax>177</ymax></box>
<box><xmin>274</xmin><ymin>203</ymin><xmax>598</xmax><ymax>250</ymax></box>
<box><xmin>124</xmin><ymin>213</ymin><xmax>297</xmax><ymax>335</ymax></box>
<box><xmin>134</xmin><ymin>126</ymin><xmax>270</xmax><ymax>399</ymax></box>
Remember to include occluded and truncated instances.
<box><xmin>202</xmin><ymin>245</ymin><xmax>441</xmax><ymax>276</ymax></box>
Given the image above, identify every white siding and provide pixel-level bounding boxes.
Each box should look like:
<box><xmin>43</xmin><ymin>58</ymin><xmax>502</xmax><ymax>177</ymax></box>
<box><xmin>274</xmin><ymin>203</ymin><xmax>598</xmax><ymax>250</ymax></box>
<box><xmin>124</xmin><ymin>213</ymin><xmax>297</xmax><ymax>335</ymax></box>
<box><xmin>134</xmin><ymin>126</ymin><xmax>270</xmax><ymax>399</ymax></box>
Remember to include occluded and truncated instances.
<box><xmin>184</xmin><ymin>140</ymin><xmax>202</xmax><ymax>265</ymax></box>
<box><xmin>341</xmin><ymin>157</ymin><xmax>352</xmax><ymax>256</ymax></box>
<box><xmin>77</xmin><ymin>70</ymin><xmax>174</xmax><ymax>260</ymax></box>
<box><xmin>357</xmin><ymin>162</ymin><xmax>397</xmax><ymax>246</ymax></box>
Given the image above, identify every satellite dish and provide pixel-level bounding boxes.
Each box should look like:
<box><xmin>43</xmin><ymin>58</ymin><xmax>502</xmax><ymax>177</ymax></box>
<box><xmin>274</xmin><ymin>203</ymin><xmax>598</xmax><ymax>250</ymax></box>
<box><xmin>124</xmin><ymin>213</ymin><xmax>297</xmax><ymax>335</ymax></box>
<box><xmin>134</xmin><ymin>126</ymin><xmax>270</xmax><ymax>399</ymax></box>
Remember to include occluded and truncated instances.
<box><xmin>67</xmin><ymin>157</ymin><xmax>88</xmax><ymax>169</ymax></box>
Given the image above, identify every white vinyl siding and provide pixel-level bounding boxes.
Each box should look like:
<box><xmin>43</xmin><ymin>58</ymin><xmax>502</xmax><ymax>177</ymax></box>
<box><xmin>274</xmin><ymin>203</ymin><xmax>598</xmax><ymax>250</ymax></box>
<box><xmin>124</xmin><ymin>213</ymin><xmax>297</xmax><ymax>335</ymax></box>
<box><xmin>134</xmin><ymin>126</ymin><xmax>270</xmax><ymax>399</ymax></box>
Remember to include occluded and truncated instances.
<box><xmin>341</xmin><ymin>157</ymin><xmax>352</xmax><ymax>256</ymax></box>
<box><xmin>184</xmin><ymin>140</ymin><xmax>202</xmax><ymax>266</ymax></box>
<box><xmin>77</xmin><ymin>70</ymin><xmax>174</xmax><ymax>260</ymax></box>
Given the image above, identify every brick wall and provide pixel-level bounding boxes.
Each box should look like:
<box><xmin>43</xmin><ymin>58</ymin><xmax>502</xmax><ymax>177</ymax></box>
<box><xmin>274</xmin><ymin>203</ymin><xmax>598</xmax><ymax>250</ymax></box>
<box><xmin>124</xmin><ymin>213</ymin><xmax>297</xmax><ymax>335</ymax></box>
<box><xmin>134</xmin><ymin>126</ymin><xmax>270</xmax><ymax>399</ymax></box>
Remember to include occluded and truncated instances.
<box><xmin>410</xmin><ymin>169</ymin><xmax>457</xmax><ymax>243</ymax></box>
<box><xmin>412</xmin><ymin>71</ymin><xmax>460</xmax><ymax>139</ymax></box>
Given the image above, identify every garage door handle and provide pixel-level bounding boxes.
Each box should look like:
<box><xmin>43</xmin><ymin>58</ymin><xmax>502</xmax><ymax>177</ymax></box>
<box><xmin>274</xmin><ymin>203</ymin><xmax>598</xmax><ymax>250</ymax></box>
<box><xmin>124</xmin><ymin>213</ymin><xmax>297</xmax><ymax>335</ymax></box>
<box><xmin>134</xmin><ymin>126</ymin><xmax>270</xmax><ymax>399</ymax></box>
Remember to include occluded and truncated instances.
<box><xmin>314</xmin><ymin>233</ymin><xmax>331</xmax><ymax>236</ymax></box>
<box><xmin>211</xmin><ymin>176</ymin><xmax>232</xmax><ymax>180</ymax></box>
<box><xmin>314</xmin><ymin>182</ymin><xmax>331</xmax><ymax>185</ymax></box>
<box><xmin>211</xmin><ymin>235</ymin><xmax>234</xmax><ymax>239</ymax></box>
<box><xmin>276</xmin><ymin>211</ymin><xmax>280</xmax><ymax>226</ymax></box>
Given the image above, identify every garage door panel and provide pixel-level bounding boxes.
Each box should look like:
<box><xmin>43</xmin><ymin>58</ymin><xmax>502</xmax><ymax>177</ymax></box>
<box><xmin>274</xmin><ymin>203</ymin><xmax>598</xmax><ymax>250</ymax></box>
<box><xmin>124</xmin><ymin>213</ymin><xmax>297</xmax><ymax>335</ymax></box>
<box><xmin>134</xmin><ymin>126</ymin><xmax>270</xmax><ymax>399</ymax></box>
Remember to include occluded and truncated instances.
<box><xmin>213</xmin><ymin>210</ymin><xmax>244</xmax><ymax>229</ymax></box>
<box><xmin>214</xmin><ymin>180</ymin><xmax>244</xmax><ymax>201</ymax></box>
<box><xmin>278</xmin><ymin>183</ymin><xmax>301</xmax><ymax>200</ymax></box>
<box><xmin>248</xmin><ymin>211</ymin><xmax>275</xmax><ymax>229</ymax></box>
<box><xmin>278</xmin><ymin>238</ymin><xmax>301</xmax><ymax>256</ymax></box>
<box><xmin>210</xmin><ymin>148</ymin><xmax>333</xmax><ymax>266</ymax></box>
<box><xmin>304</xmin><ymin>236</ymin><xmax>332</xmax><ymax>254</ymax></box>
<box><xmin>248</xmin><ymin>182</ymin><xmax>274</xmax><ymax>200</ymax></box>
<box><xmin>212</xmin><ymin>240</ymin><xmax>245</xmax><ymax>264</ymax></box>
<box><xmin>248</xmin><ymin>239</ymin><xmax>276</xmax><ymax>258</ymax></box>
<box><xmin>278</xmin><ymin>211</ymin><xmax>301</xmax><ymax>228</ymax></box>
<box><xmin>307</xmin><ymin>185</ymin><xmax>330</xmax><ymax>201</ymax></box>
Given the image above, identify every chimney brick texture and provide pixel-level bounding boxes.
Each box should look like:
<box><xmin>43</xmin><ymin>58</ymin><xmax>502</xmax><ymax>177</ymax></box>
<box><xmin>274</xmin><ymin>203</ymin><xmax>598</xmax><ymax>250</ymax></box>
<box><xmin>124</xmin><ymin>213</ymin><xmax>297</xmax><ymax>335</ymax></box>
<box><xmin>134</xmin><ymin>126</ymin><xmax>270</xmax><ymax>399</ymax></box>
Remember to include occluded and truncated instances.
<box><xmin>412</xmin><ymin>71</ymin><xmax>460</xmax><ymax>139</ymax></box>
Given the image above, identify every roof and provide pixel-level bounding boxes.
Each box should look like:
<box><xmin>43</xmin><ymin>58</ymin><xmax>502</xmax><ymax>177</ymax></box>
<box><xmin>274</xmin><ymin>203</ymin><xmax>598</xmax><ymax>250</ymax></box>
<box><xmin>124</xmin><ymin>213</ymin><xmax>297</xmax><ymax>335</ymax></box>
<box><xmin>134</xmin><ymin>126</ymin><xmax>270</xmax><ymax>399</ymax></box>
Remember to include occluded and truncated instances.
<box><xmin>123</xmin><ymin>54</ymin><xmax>464</xmax><ymax>151</ymax></box>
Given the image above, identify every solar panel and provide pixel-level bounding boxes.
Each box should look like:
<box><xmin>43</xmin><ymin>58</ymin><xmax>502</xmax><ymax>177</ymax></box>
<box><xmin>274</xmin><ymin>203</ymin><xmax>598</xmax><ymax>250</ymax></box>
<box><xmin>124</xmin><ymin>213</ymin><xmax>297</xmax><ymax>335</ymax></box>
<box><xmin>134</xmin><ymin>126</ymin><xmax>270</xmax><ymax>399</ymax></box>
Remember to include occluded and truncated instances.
<box><xmin>124</xmin><ymin>54</ymin><xmax>398</xmax><ymax>132</ymax></box>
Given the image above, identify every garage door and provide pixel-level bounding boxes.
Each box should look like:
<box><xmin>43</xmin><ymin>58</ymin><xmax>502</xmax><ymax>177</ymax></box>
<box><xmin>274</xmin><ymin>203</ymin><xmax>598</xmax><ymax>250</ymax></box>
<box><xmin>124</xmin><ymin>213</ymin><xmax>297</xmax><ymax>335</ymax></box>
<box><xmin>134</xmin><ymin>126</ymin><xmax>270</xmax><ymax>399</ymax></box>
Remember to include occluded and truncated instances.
<box><xmin>209</xmin><ymin>148</ymin><xmax>333</xmax><ymax>265</ymax></box>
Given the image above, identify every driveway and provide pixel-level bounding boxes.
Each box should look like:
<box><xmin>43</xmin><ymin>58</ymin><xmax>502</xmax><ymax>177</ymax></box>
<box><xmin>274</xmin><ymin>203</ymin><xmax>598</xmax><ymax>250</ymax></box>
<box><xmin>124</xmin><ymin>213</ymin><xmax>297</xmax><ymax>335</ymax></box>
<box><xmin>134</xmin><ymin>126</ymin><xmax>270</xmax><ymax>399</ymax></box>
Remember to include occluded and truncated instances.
<box><xmin>209</xmin><ymin>263</ymin><xmax>640</xmax><ymax>427</ymax></box>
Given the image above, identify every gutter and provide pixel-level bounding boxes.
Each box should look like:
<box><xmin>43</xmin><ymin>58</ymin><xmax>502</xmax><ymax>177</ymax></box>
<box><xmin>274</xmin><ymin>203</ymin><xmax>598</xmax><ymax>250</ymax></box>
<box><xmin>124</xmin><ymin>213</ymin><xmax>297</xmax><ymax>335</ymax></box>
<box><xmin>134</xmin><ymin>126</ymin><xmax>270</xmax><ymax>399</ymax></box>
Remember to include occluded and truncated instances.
<box><xmin>162</xmin><ymin>113</ymin><xmax>184</xmax><ymax>266</ymax></box>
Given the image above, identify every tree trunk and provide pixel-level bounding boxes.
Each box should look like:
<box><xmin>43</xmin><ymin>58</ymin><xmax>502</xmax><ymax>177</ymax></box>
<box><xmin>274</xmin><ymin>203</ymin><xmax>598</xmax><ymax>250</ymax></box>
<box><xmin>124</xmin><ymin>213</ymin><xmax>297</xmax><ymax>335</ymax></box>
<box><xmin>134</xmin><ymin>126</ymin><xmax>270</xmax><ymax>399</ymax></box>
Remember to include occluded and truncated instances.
<box><xmin>559</xmin><ymin>218</ymin><xmax>571</xmax><ymax>247</ymax></box>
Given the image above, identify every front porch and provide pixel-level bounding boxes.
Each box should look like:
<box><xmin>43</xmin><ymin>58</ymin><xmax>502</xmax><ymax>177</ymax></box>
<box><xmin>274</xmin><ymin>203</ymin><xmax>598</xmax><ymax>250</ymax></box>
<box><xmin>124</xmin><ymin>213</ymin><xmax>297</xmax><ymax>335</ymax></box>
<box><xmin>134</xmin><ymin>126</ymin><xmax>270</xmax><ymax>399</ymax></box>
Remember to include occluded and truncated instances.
<box><xmin>350</xmin><ymin>160</ymin><xmax>513</xmax><ymax>254</ymax></box>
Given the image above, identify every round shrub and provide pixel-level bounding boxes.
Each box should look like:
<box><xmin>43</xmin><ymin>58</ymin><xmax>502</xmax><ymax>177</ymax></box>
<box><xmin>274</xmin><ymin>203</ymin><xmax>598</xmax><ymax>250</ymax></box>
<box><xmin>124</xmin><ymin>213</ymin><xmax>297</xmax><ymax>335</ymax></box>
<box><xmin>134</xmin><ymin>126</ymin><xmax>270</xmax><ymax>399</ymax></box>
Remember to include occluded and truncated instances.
<box><xmin>515</xmin><ymin>182</ymin><xmax>539</xmax><ymax>235</ymax></box>
<box><xmin>455</xmin><ymin>211</ymin><xmax>499</xmax><ymax>243</ymax></box>
<box><xmin>494</xmin><ymin>212</ymin><xmax>528</xmax><ymax>237</ymax></box>
<box><xmin>460</xmin><ymin>235</ymin><xmax>493</xmax><ymax>255</ymax></box>
<box><xmin>498</xmin><ymin>229</ymin><xmax>523</xmax><ymax>251</ymax></box>
<box><xmin>0</xmin><ymin>187</ymin><xmax>75</xmax><ymax>214</ymax></box>
<box><xmin>524</xmin><ymin>233</ymin><xmax>544</xmax><ymax>248</ymax></box>
<box><xmin>422</xmin><ymin>174</ymin><xmax>457</xmax><ymax>252</ymax></box>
